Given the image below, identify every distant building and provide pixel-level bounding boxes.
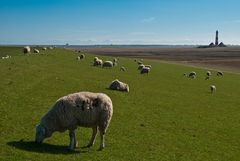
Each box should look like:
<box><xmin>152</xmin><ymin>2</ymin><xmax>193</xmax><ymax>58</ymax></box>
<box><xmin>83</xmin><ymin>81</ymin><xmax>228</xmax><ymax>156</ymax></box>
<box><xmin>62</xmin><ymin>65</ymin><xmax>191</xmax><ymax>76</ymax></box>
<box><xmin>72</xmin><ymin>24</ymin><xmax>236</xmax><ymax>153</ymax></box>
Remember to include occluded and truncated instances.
<box><xmin>198</xmin><ymin>30</ymin><xmax>227</xmax><ymax>48</ymax></box>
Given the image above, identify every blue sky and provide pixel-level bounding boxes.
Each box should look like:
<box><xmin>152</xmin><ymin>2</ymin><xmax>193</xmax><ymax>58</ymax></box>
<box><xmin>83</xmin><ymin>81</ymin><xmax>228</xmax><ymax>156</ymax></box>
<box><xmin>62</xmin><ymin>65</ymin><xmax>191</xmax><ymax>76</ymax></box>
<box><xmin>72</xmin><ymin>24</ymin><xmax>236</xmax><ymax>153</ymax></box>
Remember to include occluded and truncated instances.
<box><xmin>0</xmin><ymin>0</ymin><xmax>240</xmax><ymax>45</ymax></box>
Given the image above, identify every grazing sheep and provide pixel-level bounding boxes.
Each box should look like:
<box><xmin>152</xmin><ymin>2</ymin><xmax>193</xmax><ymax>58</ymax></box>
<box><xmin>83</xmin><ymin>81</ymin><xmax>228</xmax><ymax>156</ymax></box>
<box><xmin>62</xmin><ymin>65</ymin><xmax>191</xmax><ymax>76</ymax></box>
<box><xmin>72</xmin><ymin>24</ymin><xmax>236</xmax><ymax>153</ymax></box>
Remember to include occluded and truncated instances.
<box><xmin>217</xmin><ymin>71</ymin><xmax>223</xmax><ymax>77</ymax></box>
<box><xmin>34</xmin><ymin>49</ymin><xmax>40</xmax><ymax>54</ymax></box>
<box><xmin>102</xmin><ymin>61</ymin><xmax>113</xmax><ymax>68</ymax></box>
<box><xmin>120</xmin><ymin>66</ymin><xmax>126</xmax><ymax>72</ymax></box>
<box><xmin>42</xmin><ymin>47</ymin><xmax>47</xmax><ymax>50</ymax></box>
<box><xmin>93</xmin><ymin>59</ymin><xmax>103</xmax><ymax>66</ymax></box>
<box><xmin>109</xmin><ymin>79</ymin><xmax>129</xmax><ymax>92</ymax></box>
<box><xmin>23</xmin><ymin>46</ymin><xmax>31</xmax><ymax>54</ymax></box>
<box><xmin>206</xmin><ymin>71</ymin><xmax>211</xmax><ymax>76</ymax></box>
<box><xmin>188</xmin><ymin>71</ymin><xmax>196</xmax><ymax>78</ymax></box>
<box><xmin>35</xmin><ymin>92</ymin><xmax>113</xmax><ymax>151</ymax></box>
<box><xmin>80</xmin><ymin>54</ymin><xmax>85</xmax><ymax>60</ymax></box>
<box><xmin>140</xmin><ymin>67</ymin><xmax>150</xmax><ymax>74</ymax></box>
<box><xmin>210</xmin><ymin>85</ymin><xmax>216</xmax><ymax>94</ymax></box>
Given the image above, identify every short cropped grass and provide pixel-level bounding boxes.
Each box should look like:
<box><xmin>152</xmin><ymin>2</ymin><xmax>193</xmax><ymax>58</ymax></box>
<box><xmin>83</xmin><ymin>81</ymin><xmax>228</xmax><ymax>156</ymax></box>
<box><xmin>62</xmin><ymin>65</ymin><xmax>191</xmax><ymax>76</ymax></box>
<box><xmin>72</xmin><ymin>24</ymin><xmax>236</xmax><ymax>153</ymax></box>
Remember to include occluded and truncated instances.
<box><xmin>0</xmin><ymin>46</ymin><xmax>240</xmax><ymax>161</ymax></box>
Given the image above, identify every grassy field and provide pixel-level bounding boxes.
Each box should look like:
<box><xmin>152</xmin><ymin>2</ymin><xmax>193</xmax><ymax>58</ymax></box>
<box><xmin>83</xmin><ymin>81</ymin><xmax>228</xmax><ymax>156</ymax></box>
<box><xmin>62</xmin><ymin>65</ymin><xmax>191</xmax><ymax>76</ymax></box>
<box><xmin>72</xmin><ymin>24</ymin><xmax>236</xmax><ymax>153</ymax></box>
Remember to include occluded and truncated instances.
<box><xmin>0</xmin><ymin>46</ymin><xmax>240</xmax><ymax>161</ymax></box>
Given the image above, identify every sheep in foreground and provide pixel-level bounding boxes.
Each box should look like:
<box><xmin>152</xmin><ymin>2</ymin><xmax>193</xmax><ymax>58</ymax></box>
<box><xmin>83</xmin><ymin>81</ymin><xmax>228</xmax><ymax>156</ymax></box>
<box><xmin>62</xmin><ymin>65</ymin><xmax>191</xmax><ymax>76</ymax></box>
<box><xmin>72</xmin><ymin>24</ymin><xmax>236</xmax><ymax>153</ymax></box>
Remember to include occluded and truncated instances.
<box><xmin>140</xmin><ymin>67</ymin><xmax>150</xmax><ymax>74</ymax></box>
<box><xmin>210</xmin><ymin>85</ymin><xmax>216</xmax><ymax>94</ymax></box>
<box><xmin>35</xmin><ymin>91</ymin><xmax>113</xmax><ymax>151</ymax></box>
<box><xmin>34</xmin><ymin>49</ymin><xmax>40</xmax><ymax>54</ymax></box>
<box><xmin>109</xmin><ymin>79</ymin><xmax>129</xmax><ymax>92</ymax></box>
<box><xmin>120</xmin><ymin>66</ymin><xmax>126</xmax><ymax>71</ymax></box>
<box><xmin>23</xmin><ymin>46</ymin><xmax>31</xmax><ymax>54</ymax></box>
<box><xmin>217</xmin><ymin>71</ymin><xmax>223</xmax><ymax>77</ymax></box>
<box><xmin>103</xmin><ymin>61</ymin><xmax>113</xmax><ymax>68</ymax></box>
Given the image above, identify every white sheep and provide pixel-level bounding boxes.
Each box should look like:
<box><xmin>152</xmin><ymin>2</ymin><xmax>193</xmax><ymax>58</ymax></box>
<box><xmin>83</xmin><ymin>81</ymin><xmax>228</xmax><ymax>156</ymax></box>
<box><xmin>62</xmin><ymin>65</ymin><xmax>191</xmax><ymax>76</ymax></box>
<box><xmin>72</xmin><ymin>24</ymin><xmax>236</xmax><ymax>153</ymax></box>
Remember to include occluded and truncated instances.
<box><xmin>80</xmin><ymin>54</ymin><xmax>85</xmax><ymax>60</ymax></box>
<box><xmin>109</xmin><ymin>79</ymin><xmax>129</xmax><ymax>92</ymax></box>
<box><xmin>42</xmin><ymin>47</ymin><xmax>47</xmax><ymax>50</ymax></box>
<box><xmin>35</xmin><ymin>92</ymin><xmax>113</xmax><ymax>151</ymax></box>
<box><xmin>210</xmin><ymin>85</ymin><xmax>216</xmax><ymax>94</ymax></box>
<box><xmin>140</xmin><ymin>67</ymin><xmax>150</xmax><ymax>74</ymax></box>
<box><xmin>102</xmin><ymin>61</ymin><xmax>113</xmax><ymax>68</ymax></box>
<box><xmin>34</xmin><ymin>49</ymin><xmax>40</xmax><ymax>54</ymax></box>
<box><xmin>217</xmin><ymin>71</ymin><xmax>223</xmax><ymax>77</ymax></box>
<box><xmin>120</xmin><ymin>66</ymin><xmax>126</xmax><ymax>72</ymax></box>
<box><xmin>93</xmin><ymin>59</ymin><xmax>103</xmax><ymax>66</ymax></box>
<box><xmin>23</xmin><ymin>46</ymin><xmax>31</xmax><ymax>54</ymax></box>
<box><xmin>188</xmin><ymin>71</ymin><xmax>196</xmax><ymax>78</ymax></box>
<box><xmin>206</xmin><ymin>71</ymin><xmax>211</xmax><ymax>76</ymax></box>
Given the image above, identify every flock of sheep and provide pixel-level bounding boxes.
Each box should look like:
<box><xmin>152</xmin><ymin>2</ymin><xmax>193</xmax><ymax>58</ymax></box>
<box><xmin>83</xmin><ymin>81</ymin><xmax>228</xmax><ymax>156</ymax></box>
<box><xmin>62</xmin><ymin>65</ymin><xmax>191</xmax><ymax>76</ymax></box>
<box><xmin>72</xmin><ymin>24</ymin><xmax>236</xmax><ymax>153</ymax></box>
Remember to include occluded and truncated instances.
<box><xmin>15</xmin><ymin>46</ymin><xmax>224</xmax><ymax>151</ymax></box>
<box><xmin>23</xmin><ymin>46</ymin><xmax>55</xmax><ymax>54</ymax></box>
<box><xmin>184</xmin><ymin>70</ymin><xmax>223</xmax><ymax>93</ymax></box>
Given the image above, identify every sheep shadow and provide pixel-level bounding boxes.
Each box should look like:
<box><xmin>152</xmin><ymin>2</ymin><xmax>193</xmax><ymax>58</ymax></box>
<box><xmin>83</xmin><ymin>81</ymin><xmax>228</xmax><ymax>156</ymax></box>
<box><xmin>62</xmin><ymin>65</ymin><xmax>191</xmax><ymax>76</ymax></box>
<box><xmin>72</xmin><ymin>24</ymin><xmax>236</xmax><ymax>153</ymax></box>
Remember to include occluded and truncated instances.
<box><xmin>7</xmin><ymin>140</ymin><xmax>89</xmax><ymax>154</ymax></box>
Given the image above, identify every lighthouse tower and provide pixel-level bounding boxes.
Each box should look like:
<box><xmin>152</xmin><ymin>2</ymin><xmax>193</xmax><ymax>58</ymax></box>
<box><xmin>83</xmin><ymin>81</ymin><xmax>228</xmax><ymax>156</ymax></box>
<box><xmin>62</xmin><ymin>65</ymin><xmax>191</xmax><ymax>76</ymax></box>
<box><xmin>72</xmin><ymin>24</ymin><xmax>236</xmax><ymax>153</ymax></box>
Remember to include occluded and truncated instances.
<box><xmin>215</xmin><ymin>30</ymin><xmax>219</xmax><ymax>46</ymax></box>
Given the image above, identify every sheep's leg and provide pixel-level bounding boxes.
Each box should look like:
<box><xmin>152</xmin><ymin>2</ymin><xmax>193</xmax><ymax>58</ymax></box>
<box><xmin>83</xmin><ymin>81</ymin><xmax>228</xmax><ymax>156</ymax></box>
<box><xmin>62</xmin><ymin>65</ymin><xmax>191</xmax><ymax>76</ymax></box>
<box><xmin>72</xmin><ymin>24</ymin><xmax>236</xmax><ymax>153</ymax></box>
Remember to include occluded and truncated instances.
<box><xmin>87</xmin><ymin>126</ymin><xmax>97</xmax><ymax>147</ymax></box>
<box><xmin>99</xmin><ymin>130</ymin><xmax>105</xmax><ymax>150</ymax></box>
<box><xmin>68</xmin><ymin>130</ymin><xmax>76</xmax><ymax>151</ymax></box>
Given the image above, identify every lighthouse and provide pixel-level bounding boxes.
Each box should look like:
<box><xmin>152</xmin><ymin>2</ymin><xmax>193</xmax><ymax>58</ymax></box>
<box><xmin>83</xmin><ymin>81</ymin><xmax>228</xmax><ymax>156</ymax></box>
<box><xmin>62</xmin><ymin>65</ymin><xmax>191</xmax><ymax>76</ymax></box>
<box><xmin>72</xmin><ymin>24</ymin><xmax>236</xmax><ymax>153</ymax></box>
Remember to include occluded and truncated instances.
<box><xmin>215</xmin><ymin>30</ymin><xmax>219</xmax><ymax>46</ymax></box>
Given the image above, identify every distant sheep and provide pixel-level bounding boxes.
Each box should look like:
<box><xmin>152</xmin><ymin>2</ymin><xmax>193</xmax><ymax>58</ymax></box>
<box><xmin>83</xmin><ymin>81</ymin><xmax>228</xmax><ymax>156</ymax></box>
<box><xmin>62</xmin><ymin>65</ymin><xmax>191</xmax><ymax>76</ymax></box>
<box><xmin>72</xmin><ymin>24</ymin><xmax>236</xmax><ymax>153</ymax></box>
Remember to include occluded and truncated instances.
<box><xmin>217</xmin><ymin>71</ymin><xmax>223</xmax><ymax>77</ymax></box>
<box><xmin>34</xmin><ymin>49</ymin><xmax>40</xmax><ymax>54</ymax></box>
<box><xmin>93</xmin><ymin>59</ymin><xmax>103</xmax><ymax>66</ymax></box>
<box><xmin>109</xmin><ymin>79</ymin><xmax>129</xmax><ymax>92</ymax></box>
<box><xmin>138</xmin><ymin>64</ymin><xmax>145</xmax><ymax>70</ymax></box>
<box><xmin>23</xmin><ymin>46</ymin><xmax>31</xmax><ymax>54</ymax></box>
<box><xmin>140</xmin><ymin>67</ymin><xmax>150</xmax><ymax>74</ymax></box>
<box><xmin>35</xmin><ymin>92</ymin><xmax>113</xmax><ymax>151</ymax></box>
<box><xmin>188</xmin><ymin>71</ymin><xmax>196</xmax><ymax>78</ymax></box>
<box><xmin>103</xmin><ymin>61</ymin><xmax>113</xmax><ymax>68</ymax></box>
<box><xmin>42</xmin><ymin>47</ymin><xmax>47</xmax><ymax>50</ymax></box>
<box><xmin>80</xmin><ymin>54</ymin><xmax>85</xmax><ymax>60</ymax></box>
<box><xmin>206</xmin><ymin>71</ymin><xmax>211</xmax><ymax>76</ymax></box>
<box><xmin>1</xmin><ymin>55</ymin><xmax>11</xmax><ymax>59</ymax></box>
<box><xmin>120</xmin><ymin>66</ymin><xmax>126</xmax><ymax>72</ymax></box>
<box><xmin>210</xmin><ymin>85</ymin><xmax>216</xmax><ymax>94</ymax></box>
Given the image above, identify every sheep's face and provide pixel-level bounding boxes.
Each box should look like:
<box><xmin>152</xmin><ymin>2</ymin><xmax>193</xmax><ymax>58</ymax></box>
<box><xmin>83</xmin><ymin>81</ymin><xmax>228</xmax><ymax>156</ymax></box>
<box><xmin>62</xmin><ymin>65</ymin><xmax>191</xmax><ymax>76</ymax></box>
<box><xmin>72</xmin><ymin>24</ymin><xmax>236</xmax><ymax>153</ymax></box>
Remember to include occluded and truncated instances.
<box><xmin>35</xmin><ymin>124</ymin><xmax>46</xmax><ymax>144</ymax></box>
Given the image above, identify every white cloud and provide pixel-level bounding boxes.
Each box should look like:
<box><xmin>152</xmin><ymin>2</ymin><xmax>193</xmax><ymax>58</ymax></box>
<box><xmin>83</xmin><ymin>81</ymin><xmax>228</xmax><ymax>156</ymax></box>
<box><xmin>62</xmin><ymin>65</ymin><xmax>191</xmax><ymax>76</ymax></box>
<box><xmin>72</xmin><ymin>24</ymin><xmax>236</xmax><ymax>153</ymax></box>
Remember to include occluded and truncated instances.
<box><xmin>141</xmin><ymin>17</ymin><xmax>156</xmax><ymax>23</ymax></box>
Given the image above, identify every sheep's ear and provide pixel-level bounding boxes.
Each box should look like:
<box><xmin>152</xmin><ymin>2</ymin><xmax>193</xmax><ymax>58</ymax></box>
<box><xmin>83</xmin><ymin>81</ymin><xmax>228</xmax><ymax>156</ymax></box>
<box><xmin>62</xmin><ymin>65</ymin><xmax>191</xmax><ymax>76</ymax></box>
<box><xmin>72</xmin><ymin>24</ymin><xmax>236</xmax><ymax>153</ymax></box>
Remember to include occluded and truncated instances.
<box><xmin>92</xmin><ymin>98</ymin><xmax>99</xmax><ymax>107</ymax></box>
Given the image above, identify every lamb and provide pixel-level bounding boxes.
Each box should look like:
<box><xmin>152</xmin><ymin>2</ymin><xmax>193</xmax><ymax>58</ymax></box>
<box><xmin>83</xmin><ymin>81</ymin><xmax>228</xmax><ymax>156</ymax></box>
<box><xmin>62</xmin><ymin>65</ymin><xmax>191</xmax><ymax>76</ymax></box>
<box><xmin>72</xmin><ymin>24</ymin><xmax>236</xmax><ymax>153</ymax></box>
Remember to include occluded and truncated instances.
<box><xmin>120</xmin><ymin>66</ymin><xmax>126</xmax><ymax>71</ymax></box>
<box><xmin>102</xmin><ymin>61</ymin><xmax>113</xmax><ymax>68</ymax></box>
<box><xmin>23</xmin><ymin>46</ymin><xmax>31</xmax><ymax>54</ymax></box>
<box><xmin>35</xmin><ymin>91</ymin><xmax>113</xmax><ymax>151</ymax></box>
<box><xmin>109</xmin><ymin>79</ymin><xmax>129</xmax><ymax>92</ymax></box>
<box><xmin>188</xmin><ymin>71</ymin><xmax>196</xmax><ymax>78</ymax></box>
<box><xmin>210</xmin><ymin>85</ymin><xmax>216</xmax><ymax>94</ymax></box>
<box><xmin>217</xmin><ymin>71</ymin><xmax>223</xmax><ymax>76</ymax></box>
<box><xmin>140</xmin><ymin>67</ymin><xmax>150</xmax><ymax>74</ymax></box>
<box><xmin>34</xmin><ymin>49</ymin><xmax>40</xmax><ymax>54</ymax></box>
<box><xmin>138</xmin><ymin>64</ymin><xmax>145</xmax><ymax>70</ymax></box>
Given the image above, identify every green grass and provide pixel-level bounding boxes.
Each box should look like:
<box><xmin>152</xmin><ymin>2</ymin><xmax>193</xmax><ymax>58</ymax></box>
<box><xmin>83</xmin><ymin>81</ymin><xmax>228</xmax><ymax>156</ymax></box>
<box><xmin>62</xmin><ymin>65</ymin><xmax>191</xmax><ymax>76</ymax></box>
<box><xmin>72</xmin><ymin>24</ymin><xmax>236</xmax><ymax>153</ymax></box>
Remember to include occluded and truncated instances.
<box><xmin>0</xmin><ymin>46</ymin><xmax>240</xmax><ymax>161</ymax></box>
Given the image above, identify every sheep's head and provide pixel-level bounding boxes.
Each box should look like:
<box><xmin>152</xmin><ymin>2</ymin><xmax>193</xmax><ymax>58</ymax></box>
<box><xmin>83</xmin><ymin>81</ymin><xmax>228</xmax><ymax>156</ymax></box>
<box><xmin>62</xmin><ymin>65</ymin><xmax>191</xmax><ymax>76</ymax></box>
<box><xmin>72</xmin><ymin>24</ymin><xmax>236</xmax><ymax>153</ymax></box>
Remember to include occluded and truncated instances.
<box><xmin>35</xmin><ymin>124</ymin><xmax>46</xmax><ymax>144</ymax></box>
<box><xmin>125</xmin><ymin>84</ymin><xmax>130</xmax><ymax>92</ymax></box>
